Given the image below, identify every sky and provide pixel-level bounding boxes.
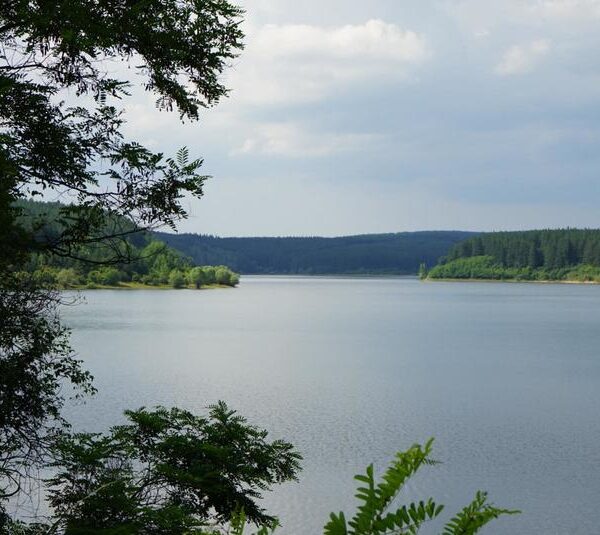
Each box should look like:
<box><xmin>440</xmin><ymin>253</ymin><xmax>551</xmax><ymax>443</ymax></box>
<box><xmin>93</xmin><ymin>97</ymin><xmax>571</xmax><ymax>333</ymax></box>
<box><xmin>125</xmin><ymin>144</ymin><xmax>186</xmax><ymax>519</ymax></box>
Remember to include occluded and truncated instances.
<box><xmin>123</xmin><ymin>0</ymin><xmax>600</xmax><ymax>236</ymax></box>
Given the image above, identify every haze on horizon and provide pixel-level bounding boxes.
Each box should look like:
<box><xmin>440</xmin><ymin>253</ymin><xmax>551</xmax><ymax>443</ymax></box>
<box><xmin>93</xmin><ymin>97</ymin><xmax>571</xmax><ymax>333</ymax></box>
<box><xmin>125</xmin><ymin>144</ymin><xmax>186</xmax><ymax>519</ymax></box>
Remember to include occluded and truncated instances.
<box><xmin>123</xmin><ymin>0</ymin><xmax>600</xmax><ymax>237</ymax></box>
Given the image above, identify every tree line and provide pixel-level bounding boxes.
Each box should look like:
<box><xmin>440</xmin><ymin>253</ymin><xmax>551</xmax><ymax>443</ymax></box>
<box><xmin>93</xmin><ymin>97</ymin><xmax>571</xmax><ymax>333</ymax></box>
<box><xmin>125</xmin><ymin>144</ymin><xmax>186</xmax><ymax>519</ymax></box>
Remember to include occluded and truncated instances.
<box><xmin>17</xmin><ymin>200</ymin><xmax>240</xmax><ymax>288</ymax></box>
<box><xmin>26</xmin><ymin>240</ymin><xmax>240</xmax><ymax>289</ymax></box>
<box><xmin>426</xmin><ymin>229</ymin><xmax>600</xmax><ymax>281</ymax></box>
<box><xmin>155</xmin><ymin>230</ymin><xmax>476</xmax><ymax>275</ymax></box>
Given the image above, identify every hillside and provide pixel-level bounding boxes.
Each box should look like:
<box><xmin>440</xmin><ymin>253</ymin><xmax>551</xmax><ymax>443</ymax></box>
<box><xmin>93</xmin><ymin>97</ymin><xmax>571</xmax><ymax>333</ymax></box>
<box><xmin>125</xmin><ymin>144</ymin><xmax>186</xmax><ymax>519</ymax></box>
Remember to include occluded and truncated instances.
<box><xmin>154</xmin><ymin>231</ymin><xmax>476</xmax><ymax>275</ymax></box>
<box><xmin>426</xmin><ymin>229</ymin><xmax>600</xmax><ymax>282</ymax></box>
<box><xmin>14</xmin><ymin>200</ymin><xmax>239</xmax><ymax>288</ymax></box>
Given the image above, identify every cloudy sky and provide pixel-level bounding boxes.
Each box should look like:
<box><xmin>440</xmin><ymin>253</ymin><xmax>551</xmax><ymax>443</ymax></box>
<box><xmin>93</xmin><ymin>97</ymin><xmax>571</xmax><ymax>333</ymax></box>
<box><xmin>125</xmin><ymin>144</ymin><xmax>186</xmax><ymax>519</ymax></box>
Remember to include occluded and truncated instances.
<box><xmin>125</xmin><ymin>0</ymin><xmax>600</xmax><ymax>236</ymax></box>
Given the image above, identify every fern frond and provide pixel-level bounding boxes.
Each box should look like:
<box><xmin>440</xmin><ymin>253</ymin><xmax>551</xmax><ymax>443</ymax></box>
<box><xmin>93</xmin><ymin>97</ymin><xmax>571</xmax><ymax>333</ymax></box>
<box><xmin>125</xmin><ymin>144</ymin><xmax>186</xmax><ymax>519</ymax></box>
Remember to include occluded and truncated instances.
<box><xmin>323</xmin><ymin>441</ymin><xmax>518</xmax><ymax>535</ymax></box>
<box><xmin>176</xmin><ymin>146</ymin><xmax>189</xmax><ymax>167</ymax></box>
<box><xmin>442</xmin><ymin>491</ymin><xmax>520</xmax><ymax>535</ymax></box>
<box><xmin>324</xmin><ymin>511</ymin><xmax>349</xmax><ymax>535</ymax></box>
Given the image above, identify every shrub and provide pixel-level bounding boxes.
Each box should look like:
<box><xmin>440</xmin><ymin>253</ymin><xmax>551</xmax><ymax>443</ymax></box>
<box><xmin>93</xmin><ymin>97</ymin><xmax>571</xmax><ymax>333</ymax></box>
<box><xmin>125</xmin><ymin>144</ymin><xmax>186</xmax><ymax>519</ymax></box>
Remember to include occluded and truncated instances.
<box><xmin>187</xmin><ymin>266</ymin><xmax>205</xmax><ymax>289</ymax></box>
<box><xmin>169</xmin><ymin>269</ymin><xmax>186</xmax><ymax>289</ymax></box>
<box><xmin>32</xmin><ymin>267</ymin><xmax>57</xmax><ymax>286</ymax></box>
<box><xmin>55</xmin><ymin>268</ymin><xmax>81</xmax><ymax>288</ymax></box>
<box><xmin>202</xmin><ymin>266</ymin><xmax>216</xmax><ymax>285</ymax></box>
<box><xmin>87</xmin><ymin>268</ymin><xmax>124</xmax><ymax>286</ymax></box>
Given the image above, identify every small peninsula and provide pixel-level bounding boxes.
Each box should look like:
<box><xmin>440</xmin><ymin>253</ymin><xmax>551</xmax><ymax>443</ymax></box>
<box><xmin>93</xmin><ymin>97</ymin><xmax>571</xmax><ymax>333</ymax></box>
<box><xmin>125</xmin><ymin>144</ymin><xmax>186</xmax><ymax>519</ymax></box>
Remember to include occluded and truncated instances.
<box><xmin>424</xmin><ymin>229</ymin><xmax>600</xmax><ymax>284</ymax></box>
<box><xmin>17</xmin><ymin>200</ymin><xmax>239</xmax><ymax>290</ymax></box>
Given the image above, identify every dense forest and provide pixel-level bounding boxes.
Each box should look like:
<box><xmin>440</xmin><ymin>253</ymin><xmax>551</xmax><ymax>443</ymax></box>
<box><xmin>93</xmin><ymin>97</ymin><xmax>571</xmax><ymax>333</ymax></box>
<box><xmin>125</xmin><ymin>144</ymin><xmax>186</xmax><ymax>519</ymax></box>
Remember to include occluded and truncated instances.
<box><xmin>426</xmin><ymin>229</ymin><xmax>600</xmax><ymax>282</ymax></box>
<box><xmin>155</xmin><ymin>231</ymin><xmax>476</xmax><ymax>275</ymax></box>
<box><xmin>16</xmin><ymin>201</ymin><xmax>239</xmax><ymax>288</ymax></box>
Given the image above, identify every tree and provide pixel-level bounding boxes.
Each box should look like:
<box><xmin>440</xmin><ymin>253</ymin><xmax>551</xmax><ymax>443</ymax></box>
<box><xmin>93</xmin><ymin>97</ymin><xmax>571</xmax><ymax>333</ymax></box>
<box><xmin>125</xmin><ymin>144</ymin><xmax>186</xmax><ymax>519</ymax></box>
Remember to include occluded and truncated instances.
<box><xmin>168</xmin><ymin>268</ymin><xmax>186</xmax><ymax>289</ymax></box>
<box><xmin>88</xmin><ymin>267</ymin><xmax>124</xmax><ymax>286</ymax></box>
<box><xmin>0</xmin><ymin>273</ymin><xmax>95</xmax><ymax>504</ymax></box>
<box><xmin>215</xmin><ymin>266</ymin><xmax>232</xmax><ymax>286</ymax></box>
<box><xmin>202</xmin><ymin>266</ymin><xmax>217</xmax><ymax>285</ymax></box>
<box><xmin>229</xmin><ymin>271</ymin><xmax>240</xmax><ymax>287</ymax></box>
<box><xmin>1</xmin><ymin>0</ymin><xmax>244</xmax><ymax>512</ymax></box>
<box><xmin>188</xmin><ymin>266</ymin><xmax>206</xmax><ymax>289</ymax></box>
<box><xmin>44</xmin><ymin>403</ymin><xmax>301</xmax><ymax>534</ymax></box>
<box><xmin>55</xmin><ymin>268</ymin><xmax>81</xmax><ymax>288</ymax></box>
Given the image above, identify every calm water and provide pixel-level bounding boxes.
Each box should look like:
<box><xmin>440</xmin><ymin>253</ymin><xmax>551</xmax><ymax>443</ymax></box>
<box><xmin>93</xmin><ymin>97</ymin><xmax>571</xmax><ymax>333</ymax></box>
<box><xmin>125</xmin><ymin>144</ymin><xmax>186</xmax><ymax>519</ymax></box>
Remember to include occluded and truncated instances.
<box><xmin>62</xmin><ymin>277</ymin><xmax>600</xmax><ymax>534</ymax></box>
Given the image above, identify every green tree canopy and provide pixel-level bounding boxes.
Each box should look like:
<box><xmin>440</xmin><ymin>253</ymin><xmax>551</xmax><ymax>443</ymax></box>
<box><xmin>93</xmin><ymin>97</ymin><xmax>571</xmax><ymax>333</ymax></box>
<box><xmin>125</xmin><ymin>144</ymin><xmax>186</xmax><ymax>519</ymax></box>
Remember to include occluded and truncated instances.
<box><xmin>46</xmin><ymin>403</ymin><xmax>301</xmax><ymax>533</ymax></box>
<box><xmin>0</xmin><ymin>0</ymin><xmax>244</xmax><ymax>509</ymax></box>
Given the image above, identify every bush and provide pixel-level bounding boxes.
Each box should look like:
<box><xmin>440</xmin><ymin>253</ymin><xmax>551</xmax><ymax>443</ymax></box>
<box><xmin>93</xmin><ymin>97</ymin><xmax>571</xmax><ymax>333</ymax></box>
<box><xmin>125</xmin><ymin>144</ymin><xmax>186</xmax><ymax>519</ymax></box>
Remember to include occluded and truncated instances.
<box><xmin>169</xmin><ymin>269</ymin><xmax>186</xmax><ymax>288</ymax></box>
<box><xmin>87</xmin><ymin>268</ymin><xmax>125</xmax><ymax>286</ymax></box>
<box><xmin>187</xmin><ymin>266</ymin><xmax>205</xmax><ymax>288</ymax></box>
<box><xmin>33</xmin><ymin>268</ymin><xmax>57</xmax><ymax>286</ymax></box>
<box><xmin>55</xmin><ymin>268</ymin><xmax>81</xmax><ymax>288</ymax></box>
<box><xmin>215</xmin><ymin>266</ymin><xmax>231</xmax><ymax>285</ymax></box>
<box><xmin>201</xmin><ymin>266</ymin><xmax>217</xmax><ymax>285</ymax></box>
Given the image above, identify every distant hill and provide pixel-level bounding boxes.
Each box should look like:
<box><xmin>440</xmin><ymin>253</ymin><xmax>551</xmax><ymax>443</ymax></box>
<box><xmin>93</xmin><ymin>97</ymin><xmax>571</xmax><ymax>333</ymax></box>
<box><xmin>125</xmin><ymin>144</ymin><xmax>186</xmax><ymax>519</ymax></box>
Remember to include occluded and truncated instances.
<box><xmin>426</xmin><ymin>229</ymin><xmax>600</xmax><ymax>282</ymax></box>
<box><xmin>153</xmin><ymin>231</ymin><xmax>477</xmax><ymax>275</ymax></box>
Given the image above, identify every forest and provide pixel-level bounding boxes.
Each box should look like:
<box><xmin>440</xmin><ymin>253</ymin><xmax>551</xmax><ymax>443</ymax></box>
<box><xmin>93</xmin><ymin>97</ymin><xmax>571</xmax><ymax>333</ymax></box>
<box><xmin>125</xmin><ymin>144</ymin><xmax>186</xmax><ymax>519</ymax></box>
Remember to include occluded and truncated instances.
<box><xmin>155</xmin><ymin>230</ymin><xmax>475</xmax><ymax>275</ymax></box>
<box><xmin>16</xmin><ymin>201</ymin><xmax>240</xmax><ymax>289</ymax></box>
<box><xmin>426</xmin><ymin>229</ymin><xmax>600</xmax><ymax>282</ymax></box>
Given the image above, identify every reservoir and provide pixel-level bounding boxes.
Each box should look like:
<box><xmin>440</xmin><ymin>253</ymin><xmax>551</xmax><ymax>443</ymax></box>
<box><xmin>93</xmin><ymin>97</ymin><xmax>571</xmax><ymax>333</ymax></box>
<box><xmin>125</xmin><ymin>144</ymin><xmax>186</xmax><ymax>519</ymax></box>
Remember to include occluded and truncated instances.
<box><xmin>63</xmin><ymin>276</ymin><xmax>600</xmax><ymax>534</ymax></box>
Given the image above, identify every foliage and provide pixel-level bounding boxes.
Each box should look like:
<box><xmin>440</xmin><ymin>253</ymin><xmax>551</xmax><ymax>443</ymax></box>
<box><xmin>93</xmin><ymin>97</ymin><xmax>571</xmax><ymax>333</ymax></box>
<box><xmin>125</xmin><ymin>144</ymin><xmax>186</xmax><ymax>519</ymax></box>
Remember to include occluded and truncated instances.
<box><xmin>88</xmin><ymin>267</ymin><xmax>126</xmax><ymax>286</ymax></box>
<box><xmin>55</xmin><ymin>268</ymin><xmax>83</xmax><ymax>288</ymax></box>
<box><xmin>427</xmin><ymin>255</ymin><xmax>600</xmax><ymax>282</ymax></box>
<box><xmin>155</xmin><ymin>231</ymin><xmax>476</xmax><ymax>275</ymax></box>
<box><xmin>187</xmin><ymin>266</ymin><xmax>206</xmax><ymax>289</ymax></box>
<box><xmin>324</xmin><ymin>440</ymin><xmax>443</xmax><ymax>535</ymax></box>
<box><xmin>0</xmin><ymin>272</ymin><xmax>95</xmax><ymax>501</ymax></box>
<box><xmin>168</xmin><ymin>269</ymin><xmax>186</xmax><ymax>289</ymax></box>
<box><xmin>323</xmin><ymin>439</ymin><xmax>518</xmax><ymax>535</ymax></box>
<box><xmin>229</xmin><ymin>440</ymin><xmax>517</xmax><ymax>535</ymax></box>
<box><xmin>6</xmin><ymin>438</ymin><xmax>517</xmax><ymax>535</ymax></box>
<box><xmin>1</xmin><ymin>0</ymin><xmax>244</xmax><ymax>258</ymax></box>
<box><xmin>44</xmin><ymin>403</ymin><xmax>300</xmax><ymax>534</ymax></box>
<box><xmin>0</xmin><ymin>0</ymin><xmax>244</xmax><ymax>518</ymax></box>
<box><xmin>18</xmin><ymin>201</ymin><xmax>241</xmax><ymax>288</ymax></box>
<box><xmin>441</xmin><ymin>229</ymin><xmax>600</xmax><ymax>271</ymax></box>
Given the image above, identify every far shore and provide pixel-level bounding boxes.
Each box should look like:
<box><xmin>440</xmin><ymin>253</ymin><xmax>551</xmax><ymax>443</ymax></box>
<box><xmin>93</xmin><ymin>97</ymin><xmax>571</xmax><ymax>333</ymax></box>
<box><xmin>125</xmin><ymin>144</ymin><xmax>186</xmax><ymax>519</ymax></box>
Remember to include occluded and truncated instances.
<box><xmin>64</xmin><ymin>282</ymin><xmax>236</xmax><ymax>291</ymax></box>
<box><xmin>424</xmin><ymin>277</ymin><xmax>599</xmax><ymax>285</ymax></box>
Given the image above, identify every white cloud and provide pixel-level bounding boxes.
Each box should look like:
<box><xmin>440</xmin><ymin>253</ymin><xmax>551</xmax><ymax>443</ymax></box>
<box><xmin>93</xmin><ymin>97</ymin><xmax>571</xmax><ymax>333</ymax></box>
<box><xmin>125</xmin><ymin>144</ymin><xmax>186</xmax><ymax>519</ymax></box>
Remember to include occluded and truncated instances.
<box><xmin>227</xmin><ymin>19</ymin><xmax>430</xmax><ymax>106</ymax></box>
<box><xmin>253</xmin><ymin>19</ymin><xmax>427</xmax><ymax>62</ymax></box>
<box><xmin>494</xmin><ymin>39</ymin><xmax>551</xmax><ymax>76</ymax></box>
<box><xmin>233</xmin><ymin>122</ymin><xmax>377</xmax><ymax>158</ymax></box>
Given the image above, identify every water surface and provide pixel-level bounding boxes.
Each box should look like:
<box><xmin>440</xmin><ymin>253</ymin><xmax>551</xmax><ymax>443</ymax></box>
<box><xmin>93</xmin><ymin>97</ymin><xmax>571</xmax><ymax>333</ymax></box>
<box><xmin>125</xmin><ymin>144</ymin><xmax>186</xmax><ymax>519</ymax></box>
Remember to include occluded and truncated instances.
<box><xmin>63</xmin><ymin>277</ymin><xmax>600</xmax><ymax>534</ymax></box>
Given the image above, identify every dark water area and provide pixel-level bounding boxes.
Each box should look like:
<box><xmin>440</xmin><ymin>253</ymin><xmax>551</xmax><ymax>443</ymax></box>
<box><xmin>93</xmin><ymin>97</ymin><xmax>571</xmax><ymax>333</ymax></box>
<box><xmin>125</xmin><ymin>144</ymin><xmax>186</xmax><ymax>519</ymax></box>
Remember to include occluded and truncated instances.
<box><xmin>62</xmin><ymin>276</ymin><xmax>600</xmax><ymax>534</ymax></box>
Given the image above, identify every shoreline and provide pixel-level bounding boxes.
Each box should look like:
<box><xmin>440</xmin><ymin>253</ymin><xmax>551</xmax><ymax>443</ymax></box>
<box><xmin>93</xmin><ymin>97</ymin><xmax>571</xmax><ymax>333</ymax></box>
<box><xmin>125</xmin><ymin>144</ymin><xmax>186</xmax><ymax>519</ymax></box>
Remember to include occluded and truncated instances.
<box><xmin>424</xmin><ymin>277</ymin><xmax>599</xmax><ymax>285</ymax></box>
<box><xmin>63</xmin><ymin>282</ymin><xmax>236</xmax><ymax>291</ymax></box>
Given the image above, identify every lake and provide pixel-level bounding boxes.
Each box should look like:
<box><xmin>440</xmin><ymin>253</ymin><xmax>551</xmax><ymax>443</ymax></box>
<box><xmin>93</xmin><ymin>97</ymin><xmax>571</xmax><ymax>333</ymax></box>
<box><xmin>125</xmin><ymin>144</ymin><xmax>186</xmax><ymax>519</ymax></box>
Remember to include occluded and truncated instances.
<box><xmin>62</xmin><ymin>276</ymin><xmax>600</xmax><ymax>534</ymax></box>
